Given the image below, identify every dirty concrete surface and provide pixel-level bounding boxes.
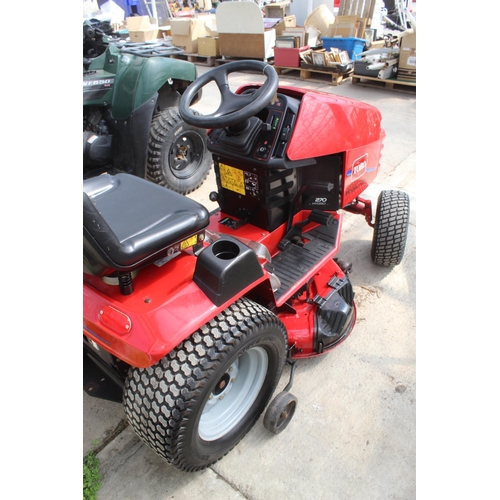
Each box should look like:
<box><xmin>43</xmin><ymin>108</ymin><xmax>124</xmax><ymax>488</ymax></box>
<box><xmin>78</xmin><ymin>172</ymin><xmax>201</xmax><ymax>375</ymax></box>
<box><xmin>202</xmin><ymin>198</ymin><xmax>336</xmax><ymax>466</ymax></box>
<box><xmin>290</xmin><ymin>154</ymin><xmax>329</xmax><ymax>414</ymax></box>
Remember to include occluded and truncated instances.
<box><xmin>83</xmin><ymin>63</ymin><xmax>417</xmax><ymax>499</ymax></box>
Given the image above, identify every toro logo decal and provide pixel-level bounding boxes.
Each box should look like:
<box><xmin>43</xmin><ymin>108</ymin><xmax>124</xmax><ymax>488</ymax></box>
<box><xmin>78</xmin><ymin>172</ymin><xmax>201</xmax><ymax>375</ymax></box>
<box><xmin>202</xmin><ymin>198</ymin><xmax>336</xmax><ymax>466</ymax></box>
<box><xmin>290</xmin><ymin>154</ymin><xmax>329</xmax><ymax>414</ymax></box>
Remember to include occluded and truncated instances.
<box><xmin>349</xmin><ymin>154</ymin><xmax>368</xmax><ymax>180</ymax></box>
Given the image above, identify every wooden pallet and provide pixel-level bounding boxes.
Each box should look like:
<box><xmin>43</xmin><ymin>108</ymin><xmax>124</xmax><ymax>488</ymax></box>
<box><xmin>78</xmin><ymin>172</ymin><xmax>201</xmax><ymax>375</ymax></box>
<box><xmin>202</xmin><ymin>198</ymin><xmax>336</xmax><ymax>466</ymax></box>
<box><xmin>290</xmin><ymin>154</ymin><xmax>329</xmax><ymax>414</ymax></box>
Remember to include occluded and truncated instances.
<box><xmin>215</xmin><ymin>56</ymin><xmax>274</xmax><ymax>66</ymax></box>
<box><xmin>170</xmin><ymin>53</ymin><xmax>217</xmax><ymax>67</ymax></box>
<box><xmin>275</xmin><ymin>65</ymin><xmax>353</xmax><ymax>86</ymax></box>
<box><xmin>352</xmin><ymin>74</ymin><xmax>416</xmax><ymax>93</ymax></box>
<box><xmin>397</xmin><ymin>68</ymin><xmax>417</xmax><ymax>84</ymax></box>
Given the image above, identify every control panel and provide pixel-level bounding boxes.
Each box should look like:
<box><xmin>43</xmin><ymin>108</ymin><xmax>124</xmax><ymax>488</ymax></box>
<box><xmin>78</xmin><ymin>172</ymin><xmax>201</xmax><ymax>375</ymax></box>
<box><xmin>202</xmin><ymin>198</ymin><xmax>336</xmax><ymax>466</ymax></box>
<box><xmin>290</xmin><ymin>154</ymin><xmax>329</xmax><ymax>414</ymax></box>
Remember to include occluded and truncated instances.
<box><xmin>207</xmin><ymin>92</ymin><xmax>301</xmax><ymax>169</ymax></box>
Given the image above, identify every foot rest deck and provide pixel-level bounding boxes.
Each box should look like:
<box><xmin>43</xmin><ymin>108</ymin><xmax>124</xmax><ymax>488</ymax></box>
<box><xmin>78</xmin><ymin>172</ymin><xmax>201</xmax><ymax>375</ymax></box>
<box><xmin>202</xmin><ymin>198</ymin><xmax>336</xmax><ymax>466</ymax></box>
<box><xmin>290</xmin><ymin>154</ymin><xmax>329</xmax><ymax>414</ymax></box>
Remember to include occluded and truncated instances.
<box><xmin>265</xmin><ymin>220</ymin><xmax>340</xmax><ymax>302</ymax></box>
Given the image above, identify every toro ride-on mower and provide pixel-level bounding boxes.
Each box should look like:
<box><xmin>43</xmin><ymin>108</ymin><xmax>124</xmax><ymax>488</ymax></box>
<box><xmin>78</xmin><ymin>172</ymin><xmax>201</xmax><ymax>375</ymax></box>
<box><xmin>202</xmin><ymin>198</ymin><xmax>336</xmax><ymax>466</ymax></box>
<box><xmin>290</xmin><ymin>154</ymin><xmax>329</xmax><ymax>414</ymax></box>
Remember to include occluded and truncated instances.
<box><xmin>83</xmin><ymin>60</ymin><xmax>410</xmax><ymax>472</ymax></box>
<box><xmin>83</xmin><ymin>20</ymin><xmax>211</xmax><ymax>194</ymax></box>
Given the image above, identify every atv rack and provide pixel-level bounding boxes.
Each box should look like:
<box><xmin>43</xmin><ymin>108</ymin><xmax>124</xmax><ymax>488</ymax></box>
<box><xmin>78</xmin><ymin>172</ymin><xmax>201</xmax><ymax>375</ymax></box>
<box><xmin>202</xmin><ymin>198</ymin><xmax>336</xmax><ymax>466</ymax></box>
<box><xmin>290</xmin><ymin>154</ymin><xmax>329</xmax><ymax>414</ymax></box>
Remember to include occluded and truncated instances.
<box><xmin>113</xmin><ymin>41</ymin><xmax>185</xmax><ymax>58</ymax></box>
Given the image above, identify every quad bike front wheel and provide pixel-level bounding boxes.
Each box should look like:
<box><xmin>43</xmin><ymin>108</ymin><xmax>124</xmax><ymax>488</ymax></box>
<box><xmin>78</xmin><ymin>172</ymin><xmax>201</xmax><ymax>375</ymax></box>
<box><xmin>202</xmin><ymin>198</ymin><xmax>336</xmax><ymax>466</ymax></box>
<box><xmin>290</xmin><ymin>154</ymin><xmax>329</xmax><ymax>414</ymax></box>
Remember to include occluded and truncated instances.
<box><xmin>146</xmin><ymin>107</ymin><xmax>212</xmax><ymax>194</ymax></box>
<box><xmin>371</xmin><ymin>190</ymin><xmax>410</xmax><ymax>266</ymax></box>
<box><xmin>123</xmin><ymin>297</ymin><xmax>288</xmax><ymax>472</ymax></box>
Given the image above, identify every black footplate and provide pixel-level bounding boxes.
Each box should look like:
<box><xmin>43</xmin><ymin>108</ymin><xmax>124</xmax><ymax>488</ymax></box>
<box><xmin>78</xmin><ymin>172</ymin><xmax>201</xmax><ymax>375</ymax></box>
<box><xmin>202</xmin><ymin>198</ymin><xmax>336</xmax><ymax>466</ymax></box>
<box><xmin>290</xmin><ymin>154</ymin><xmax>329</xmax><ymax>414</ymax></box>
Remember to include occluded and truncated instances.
<box><xmin>265</xmin><ymin>219</ymin><xmax>339</xmax><ymax>301</ymax></box>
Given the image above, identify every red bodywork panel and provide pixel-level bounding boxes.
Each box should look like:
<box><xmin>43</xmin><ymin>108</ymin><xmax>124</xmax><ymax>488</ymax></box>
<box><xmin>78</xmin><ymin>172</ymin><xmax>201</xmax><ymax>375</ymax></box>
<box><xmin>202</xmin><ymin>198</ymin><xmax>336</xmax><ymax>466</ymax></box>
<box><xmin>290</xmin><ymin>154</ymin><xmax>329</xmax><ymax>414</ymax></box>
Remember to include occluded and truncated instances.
<box><xmin>286</xmin><ymin>91</ymin><xmax>383</xmax><ymax>159</ymax></box>
<box><xmin>83</xmin><ymin>210</ymin><xmax>348</xmax><ymax>366</ymax></box>
<box><xmin>84</xmin><ymin>251</ymin><xmax>267</xmax><ymax>368</ymax></box>
<box><xmin>288</xmin><ymin>88</ymin><xmax>385</xmax><ymax>207</ymax></box>
<box><xmin>84</xmin><ymin>84</ymin><xmax>379</xmax><ymax>367</ymax></box>
<box><xmin>237</xmin><ymin>83</ymin><xmax>385</xmax><ymax>207</ymax></box>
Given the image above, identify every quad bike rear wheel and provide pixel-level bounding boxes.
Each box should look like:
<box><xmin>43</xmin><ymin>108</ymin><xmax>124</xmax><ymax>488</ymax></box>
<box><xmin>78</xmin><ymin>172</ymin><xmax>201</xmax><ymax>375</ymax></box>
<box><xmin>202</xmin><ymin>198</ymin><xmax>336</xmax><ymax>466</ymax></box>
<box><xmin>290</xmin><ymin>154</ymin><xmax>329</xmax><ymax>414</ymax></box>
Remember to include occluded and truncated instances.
<box><xmin>123</xmin><ymin>297</ymin><xmax>288</xmax><ymax>472</ymax></box>
<box><xmin>146</xmin><ymin>107</ymin><xmax>211</xmax><ymax>194</ymax></box>
<box><xmin>371</xmin><ymin>190</ymin><xmax>410</xmax><ymax>266</ymax></box>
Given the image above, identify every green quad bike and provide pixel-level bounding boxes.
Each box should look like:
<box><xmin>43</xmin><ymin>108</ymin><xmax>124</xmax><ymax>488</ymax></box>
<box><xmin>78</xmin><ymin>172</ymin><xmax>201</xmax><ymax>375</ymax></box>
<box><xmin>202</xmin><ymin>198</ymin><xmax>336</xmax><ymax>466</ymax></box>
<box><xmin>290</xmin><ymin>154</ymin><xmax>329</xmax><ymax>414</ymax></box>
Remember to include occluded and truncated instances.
<box><xmin>83</xmin><ymin>20</ymin><xmax>212</xmax><ymax>194</ymax></box>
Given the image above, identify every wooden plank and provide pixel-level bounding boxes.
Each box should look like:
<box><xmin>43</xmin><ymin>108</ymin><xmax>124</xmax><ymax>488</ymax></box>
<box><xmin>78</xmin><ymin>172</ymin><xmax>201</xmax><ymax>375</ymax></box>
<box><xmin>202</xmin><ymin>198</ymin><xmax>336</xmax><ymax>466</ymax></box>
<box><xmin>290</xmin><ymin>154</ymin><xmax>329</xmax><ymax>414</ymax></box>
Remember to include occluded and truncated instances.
<box><xmin>274</xmin><ymin>66</ymin><xmax>298</xmax><ymax>76</ymax></box>
<box><xmin>338</xmin><ymin>0</ymin><xmax>376</xmax><ymax>28</ymax></box>
<box><xmin>170</xmin><ymin>53</ymin><xmax>216</xmax><ymax>67</ymax></box>
<box><xmin>274</xmin><ymin>65</ymin><xmax>352</xmax><ymax>86</ymax></box>
<box><xmin>186</xmin><ymin>53</ymin><xmax>216</xmax><ymax>67</ymax></box>
<box><xmin>358</xmin><ymin>0</ymin><xmax>367</xmax><ymax>19</ymax></box>
<box><xmin>300</xmin><ymin>69</ymin><xmax>311</xmax><ymax>79</ymax></box>
<box><xmin>300</xmin><ymin>62</ymin><xmax>353</xmax><ymax>75</ymax></box>
<box><xmin>352</xmin><ymin>74</ymin><xmax>416</xmax><ymax>93</ymax></box>
<box><xmin>215</xmin><ymin>56</ymin><xmax>274</xmax><ymax>66</ymax></box>
<box><xmin>339</xmin><ymin>0</ymin><xmax>348</xmax><ymax>16</ymax></box>
<box><xmin>367</xmin><ymin>0</ymin><xmax>377</xmax><ymax>26</ymax></box>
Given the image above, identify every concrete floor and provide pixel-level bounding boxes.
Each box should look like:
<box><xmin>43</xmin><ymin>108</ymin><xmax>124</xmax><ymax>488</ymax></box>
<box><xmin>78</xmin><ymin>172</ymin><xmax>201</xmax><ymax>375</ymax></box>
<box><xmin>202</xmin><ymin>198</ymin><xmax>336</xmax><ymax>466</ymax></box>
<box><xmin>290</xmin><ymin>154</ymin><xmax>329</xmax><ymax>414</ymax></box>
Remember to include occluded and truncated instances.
<box><xmin>83</xmin><ymin>63</ymin><xmax>416</xmax><ymax>499</ymax></box>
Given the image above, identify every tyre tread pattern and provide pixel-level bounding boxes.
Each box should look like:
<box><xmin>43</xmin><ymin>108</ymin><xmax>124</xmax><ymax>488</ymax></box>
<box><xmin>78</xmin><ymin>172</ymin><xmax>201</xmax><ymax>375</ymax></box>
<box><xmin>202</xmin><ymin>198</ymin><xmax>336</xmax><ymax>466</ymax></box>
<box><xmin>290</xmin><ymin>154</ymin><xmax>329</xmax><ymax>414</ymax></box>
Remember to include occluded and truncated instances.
<box><xmin>371</xmin><ymin>190</ymin><xmax>410</xmax><ymax>266</ymax></box>
<box><xmin>123</xmin><ymin>297</ymin><xmax>287</xmax><ymax>472</ymax></box>
<box><xmin>146</xmin><ymin>108</ymin><xmax>211</xmax><ymax>194</ymax></box>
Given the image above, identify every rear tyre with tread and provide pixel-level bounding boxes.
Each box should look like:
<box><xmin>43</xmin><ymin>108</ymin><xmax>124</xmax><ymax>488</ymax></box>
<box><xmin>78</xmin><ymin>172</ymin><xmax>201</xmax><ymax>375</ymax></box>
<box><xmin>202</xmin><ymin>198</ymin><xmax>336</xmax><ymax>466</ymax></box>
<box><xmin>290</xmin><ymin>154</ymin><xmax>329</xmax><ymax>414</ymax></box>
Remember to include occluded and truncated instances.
<box><xmin>371</xmin><ymin>190</ymin><xmax>410</xmax><ymax>266</ymax></box>
<box><xmin>146</xmin><ymin>107</ymin><xmax>211</xmax><ymax>194</ymax></box>
<box><xmin>123</xmin><ymin>297</ymin><xmax>288</xmax><ymax>472</ymax></box>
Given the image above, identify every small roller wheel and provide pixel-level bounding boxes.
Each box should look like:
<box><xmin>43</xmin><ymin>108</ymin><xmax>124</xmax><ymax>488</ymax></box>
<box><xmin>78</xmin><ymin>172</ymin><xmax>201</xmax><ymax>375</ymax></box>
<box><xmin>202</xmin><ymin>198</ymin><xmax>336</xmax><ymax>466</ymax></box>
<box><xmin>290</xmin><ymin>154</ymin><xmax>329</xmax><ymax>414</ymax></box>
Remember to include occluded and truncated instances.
<box><xmin>263</xmin><ymin>391</ymin><xmax>297</xmax><ymax>435</ymax></box>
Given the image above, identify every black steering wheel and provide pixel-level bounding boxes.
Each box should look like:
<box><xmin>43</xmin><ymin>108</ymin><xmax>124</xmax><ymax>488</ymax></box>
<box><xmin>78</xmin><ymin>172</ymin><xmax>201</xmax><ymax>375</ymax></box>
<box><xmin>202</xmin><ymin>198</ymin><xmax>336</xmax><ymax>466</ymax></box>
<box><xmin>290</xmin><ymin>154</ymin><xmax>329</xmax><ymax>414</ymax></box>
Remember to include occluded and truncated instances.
<box><xmin>179</xmin><ymin>60</ymin><xmax>279</xmax><ymax>130</ymax></box>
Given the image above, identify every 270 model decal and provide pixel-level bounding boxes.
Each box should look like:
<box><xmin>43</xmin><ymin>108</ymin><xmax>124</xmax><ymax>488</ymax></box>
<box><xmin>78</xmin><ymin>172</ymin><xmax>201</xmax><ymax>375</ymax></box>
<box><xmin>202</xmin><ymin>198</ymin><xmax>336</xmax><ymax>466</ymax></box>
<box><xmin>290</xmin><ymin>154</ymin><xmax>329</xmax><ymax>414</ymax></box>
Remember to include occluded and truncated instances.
<box><xmin>313</xmin><ymin>197</ymin><xmax>328</xmax><ymax>205</ymax></box>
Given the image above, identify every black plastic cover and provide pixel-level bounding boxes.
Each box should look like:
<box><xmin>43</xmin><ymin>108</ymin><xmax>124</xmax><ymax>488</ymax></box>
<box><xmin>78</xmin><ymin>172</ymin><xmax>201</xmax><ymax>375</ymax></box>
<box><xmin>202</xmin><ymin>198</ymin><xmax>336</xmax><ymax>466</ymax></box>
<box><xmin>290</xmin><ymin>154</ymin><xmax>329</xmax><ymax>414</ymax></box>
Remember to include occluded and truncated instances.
<box><xmin>193</xmin><ymin>236</ymin><xmax>264</xmax><ymax>306</ymax></box>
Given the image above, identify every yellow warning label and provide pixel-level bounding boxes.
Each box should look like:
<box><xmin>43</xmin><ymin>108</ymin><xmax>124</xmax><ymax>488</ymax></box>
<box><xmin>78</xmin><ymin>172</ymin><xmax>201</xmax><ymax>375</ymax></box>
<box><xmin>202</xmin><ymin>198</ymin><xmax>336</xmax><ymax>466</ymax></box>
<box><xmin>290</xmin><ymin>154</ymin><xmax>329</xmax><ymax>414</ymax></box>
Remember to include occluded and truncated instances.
<box><xmin>180</xmin><ymin>235</ymin><xmax>198</xmax><ymax>250</ymax></box>
<box><xmin>219</xmin><ymin>163</ymin><xmax>245</xmax><ymax>195</ymax></box>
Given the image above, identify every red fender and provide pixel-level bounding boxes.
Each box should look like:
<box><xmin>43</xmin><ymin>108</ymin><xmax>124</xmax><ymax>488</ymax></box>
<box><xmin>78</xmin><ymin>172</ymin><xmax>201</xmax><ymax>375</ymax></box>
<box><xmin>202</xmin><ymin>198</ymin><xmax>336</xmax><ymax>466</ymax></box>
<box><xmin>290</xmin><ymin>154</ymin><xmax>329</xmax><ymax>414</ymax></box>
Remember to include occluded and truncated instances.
<box><xmin>83</xmin><ymin>252</ymin><xmax>269</xmax><ymax>368</ymax></box>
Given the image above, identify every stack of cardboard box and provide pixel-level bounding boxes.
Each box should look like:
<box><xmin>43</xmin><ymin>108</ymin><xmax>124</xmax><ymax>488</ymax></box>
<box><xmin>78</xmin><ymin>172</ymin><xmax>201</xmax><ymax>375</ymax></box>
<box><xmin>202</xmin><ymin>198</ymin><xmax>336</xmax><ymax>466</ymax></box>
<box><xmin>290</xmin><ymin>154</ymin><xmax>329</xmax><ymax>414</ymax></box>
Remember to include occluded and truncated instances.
<box><xmin>397</xmin><ymin>31</ymin><xmax>416</xmax><ymax>82</ymax></box>
<box><xmin>127</xmin><ymin>16</ymin><xmax>159</xmax><ymax>43</ymax></box>
<box><xmin>170</xmin><ymin>15</ymin><xmax>216</xmax><ymax>54</ymax></box>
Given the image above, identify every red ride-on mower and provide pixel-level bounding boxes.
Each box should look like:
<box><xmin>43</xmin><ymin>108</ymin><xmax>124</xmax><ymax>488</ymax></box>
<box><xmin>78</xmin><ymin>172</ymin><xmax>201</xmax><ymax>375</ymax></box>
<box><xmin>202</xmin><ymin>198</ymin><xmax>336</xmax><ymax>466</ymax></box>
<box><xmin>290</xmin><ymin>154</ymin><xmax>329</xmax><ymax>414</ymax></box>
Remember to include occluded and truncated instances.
<box><xmin>83</xmin><ymin>61</ymin><xmax>410</xmax><ymax>472</ymax></box>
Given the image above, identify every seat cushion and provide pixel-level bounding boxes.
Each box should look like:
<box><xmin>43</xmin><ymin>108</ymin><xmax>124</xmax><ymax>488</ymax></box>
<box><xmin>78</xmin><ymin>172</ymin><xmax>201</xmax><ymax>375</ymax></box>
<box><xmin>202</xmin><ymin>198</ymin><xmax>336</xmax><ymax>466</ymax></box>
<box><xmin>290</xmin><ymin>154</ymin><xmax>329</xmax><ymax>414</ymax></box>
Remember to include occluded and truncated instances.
<box><xmin>83</xmin><ymin>173</ymin><xmax>209</xmax><ymax>272</ymax></box>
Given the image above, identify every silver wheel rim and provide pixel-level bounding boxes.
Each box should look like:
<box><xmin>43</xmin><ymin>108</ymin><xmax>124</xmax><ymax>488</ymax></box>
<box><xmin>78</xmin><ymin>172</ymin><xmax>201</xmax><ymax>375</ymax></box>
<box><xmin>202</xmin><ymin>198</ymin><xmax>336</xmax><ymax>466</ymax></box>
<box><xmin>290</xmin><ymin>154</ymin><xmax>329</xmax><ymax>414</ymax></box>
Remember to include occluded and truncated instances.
<box><xmin>199</xmin><ymin>346</ymin><xmax>268</xmax><ymax>441</ymax></box>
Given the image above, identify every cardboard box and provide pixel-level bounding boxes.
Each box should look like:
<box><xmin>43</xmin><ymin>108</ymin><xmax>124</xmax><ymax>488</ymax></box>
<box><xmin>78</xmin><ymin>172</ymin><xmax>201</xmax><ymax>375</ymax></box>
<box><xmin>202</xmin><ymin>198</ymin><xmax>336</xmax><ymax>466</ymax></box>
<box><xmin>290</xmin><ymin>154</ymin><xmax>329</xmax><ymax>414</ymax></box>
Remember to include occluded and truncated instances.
<box><xmin>198</xmin><ymin>36</ymin><xmax>220</xmax><ymax>57</ymax></box>
<box><xmin>129</xmin><ymin>28</ymin><xmax>159</xmax><ymax>42</ymax></box>
<box><xmin>270</xmin><ymin>15</ymin><xmax>296</xmax><ymax>36</ymax></box>
<box><xmin>217</xmin><ymin>2</ymin><xmax>276</xmax><ymax>59</ymax></box>
<box><xmin>83</xmin><ymin>0</ymin><xmax>99</xmax><ymax>16</ymax></box>
<box><xmin>158</xmin><ymin>25</ymin><xmax>171</xmax><ymax>37</ymax></box>
<box><xmin>274</xmin><ymin>45</ymin><xmax>310</xmax><ymax>68</ymax></box>
<box><xmin>127</xmin><ymin>16</ymin><xmax>159</xmax><ymax>43</ymax></box>
<box><xmin>264</xmin><ymin>2</ymin><xmax>290</xmax><ymax>19</ymax></box>
<box><xmin>218</xmin><ymin>32</ymin><xmax>276</xmax><ymax>59</ymax></box>
<box><xmin>399</xmin><ymin>32</ymin><xmax>416</xmax><ymax>69</ymax></box>
<box><xmin>127</xmin><ymin>16</ymin><xmax>156</xmax><ymax>31</ymax></box>
<box><xmin>170</xmin><ymin>16</ymin><xmax>212</xmax><ymax>54</ymax></box>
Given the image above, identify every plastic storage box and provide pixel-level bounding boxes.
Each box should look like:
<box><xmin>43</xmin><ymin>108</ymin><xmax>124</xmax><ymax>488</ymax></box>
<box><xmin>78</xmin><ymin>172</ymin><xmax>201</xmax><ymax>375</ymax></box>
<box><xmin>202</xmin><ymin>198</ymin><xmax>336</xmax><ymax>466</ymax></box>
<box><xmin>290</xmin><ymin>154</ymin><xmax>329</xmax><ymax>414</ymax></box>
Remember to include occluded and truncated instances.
<box><xmin>274</xmin><ymin>46</ymin><xmax>310</xmax><ymax>68</ymax></box>
<box><xmin>321</xmin><ymin>37</ymin><xmax>365</xmax><ymax>60</ymax></box>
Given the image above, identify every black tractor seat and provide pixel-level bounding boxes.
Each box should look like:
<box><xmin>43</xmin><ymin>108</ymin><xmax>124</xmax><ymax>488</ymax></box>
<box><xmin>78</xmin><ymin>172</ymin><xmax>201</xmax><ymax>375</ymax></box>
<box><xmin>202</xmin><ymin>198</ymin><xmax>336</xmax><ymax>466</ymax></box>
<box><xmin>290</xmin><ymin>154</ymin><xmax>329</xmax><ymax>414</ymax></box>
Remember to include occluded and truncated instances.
<box><xmin>83</xmin><ymin>173</ymin><xmax>209</xmax><ymax>278</ymax></box>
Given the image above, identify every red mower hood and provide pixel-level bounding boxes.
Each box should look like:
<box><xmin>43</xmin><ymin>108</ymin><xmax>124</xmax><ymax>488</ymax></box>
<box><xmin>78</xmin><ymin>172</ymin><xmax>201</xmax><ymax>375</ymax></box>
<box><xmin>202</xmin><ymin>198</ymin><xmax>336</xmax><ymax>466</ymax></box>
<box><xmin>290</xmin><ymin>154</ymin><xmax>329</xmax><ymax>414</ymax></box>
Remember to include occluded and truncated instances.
<box><xmin>286</xmin><ymin>90</ymin><xmax>384</xmax><ymax>161</ymax></box>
